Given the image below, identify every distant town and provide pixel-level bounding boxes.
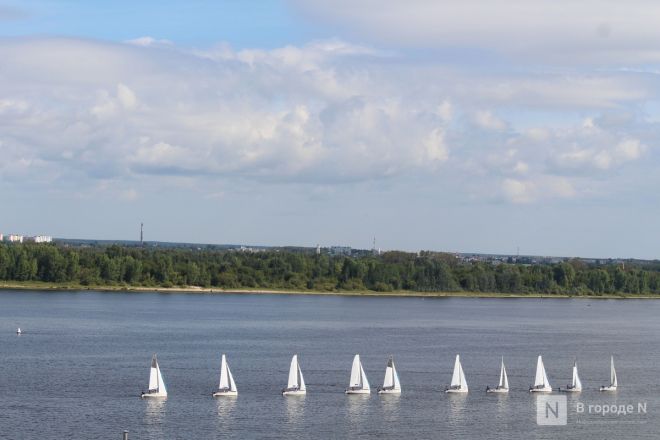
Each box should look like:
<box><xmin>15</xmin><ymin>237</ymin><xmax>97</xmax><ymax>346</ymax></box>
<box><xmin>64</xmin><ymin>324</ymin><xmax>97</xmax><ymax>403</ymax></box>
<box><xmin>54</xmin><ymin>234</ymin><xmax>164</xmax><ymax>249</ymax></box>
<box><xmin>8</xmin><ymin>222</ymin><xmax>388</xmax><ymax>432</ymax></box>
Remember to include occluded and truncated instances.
<box><xmin>0</xmin><ymin>230</ymin><xmax>650</xmax><ymax>267</ymax></box>
<box><xmin>0</xmin><ymin>234</ymin><xmax>52</xmax><ymax>244</ymax></box>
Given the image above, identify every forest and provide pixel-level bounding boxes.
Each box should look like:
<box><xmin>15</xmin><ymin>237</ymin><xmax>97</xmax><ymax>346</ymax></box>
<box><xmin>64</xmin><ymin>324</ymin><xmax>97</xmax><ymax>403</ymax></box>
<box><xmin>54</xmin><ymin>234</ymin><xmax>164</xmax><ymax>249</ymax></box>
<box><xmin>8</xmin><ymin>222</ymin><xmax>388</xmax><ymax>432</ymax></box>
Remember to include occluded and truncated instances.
<box><xmin>0</xmin><ymin>243</ymin><xmax>659</xmax><ymax>295</ymax></box>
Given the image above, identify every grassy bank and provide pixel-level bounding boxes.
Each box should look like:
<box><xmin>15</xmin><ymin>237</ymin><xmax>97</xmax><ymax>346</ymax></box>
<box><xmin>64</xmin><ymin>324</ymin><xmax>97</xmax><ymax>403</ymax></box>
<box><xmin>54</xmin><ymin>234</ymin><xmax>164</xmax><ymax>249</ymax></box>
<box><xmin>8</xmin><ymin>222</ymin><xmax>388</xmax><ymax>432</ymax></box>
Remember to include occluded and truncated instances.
<box><xmin>1</xmin><ymin>280</ymin><xmax>656</xmax><ymax>299</ymax></box>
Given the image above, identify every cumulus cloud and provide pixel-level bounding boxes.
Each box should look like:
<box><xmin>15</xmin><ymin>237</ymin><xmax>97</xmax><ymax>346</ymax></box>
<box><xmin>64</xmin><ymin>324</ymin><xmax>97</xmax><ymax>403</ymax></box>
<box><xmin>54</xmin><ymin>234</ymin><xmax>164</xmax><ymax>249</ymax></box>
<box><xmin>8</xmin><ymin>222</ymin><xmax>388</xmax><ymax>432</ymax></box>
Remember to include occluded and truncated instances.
<box><xmin>0</xmin><ymin>36</ymin><xmax>655</xmax><ymax>205</ymax></box>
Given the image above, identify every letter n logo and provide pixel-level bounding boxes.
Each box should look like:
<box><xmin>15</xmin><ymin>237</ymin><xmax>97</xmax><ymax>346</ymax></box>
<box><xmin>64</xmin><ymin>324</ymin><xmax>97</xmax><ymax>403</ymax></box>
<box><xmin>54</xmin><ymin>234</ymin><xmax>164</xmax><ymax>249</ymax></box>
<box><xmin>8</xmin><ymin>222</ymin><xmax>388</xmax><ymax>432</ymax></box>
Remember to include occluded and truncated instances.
<box><xmin>537</xmin><ymin>395</ymin><xmax>567</xmax><ymax>426</ymax></box>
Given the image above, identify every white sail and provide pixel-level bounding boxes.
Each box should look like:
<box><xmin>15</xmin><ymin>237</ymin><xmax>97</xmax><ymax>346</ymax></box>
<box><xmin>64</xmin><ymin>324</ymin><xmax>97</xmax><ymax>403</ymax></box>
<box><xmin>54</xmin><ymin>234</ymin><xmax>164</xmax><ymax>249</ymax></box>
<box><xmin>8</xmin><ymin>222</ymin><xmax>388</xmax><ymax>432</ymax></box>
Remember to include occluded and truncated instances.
<box><xmin>393</xmin><ymin>362</ymin><xmax>401</xmax><ymax>390</ymax></box>
<box><xmin>458</xmin><ymin>359</ymin><xmax>467</xmax><ymax>391</ymax></box>
<box><xmin>534</xmin><ymin>355</ymin><xmax>550</xmax><ymax>388</ymax></box>
<box><xmin>218</xmin><ymin>354</ymin><xmax>237</xmax><ymax>392</ymax></box>
<box><xmin>499</xmin><ymin>358</ymin><xmax>509</xmax><ymax>389</ymax></box>
<box><xmin>611</xmin><ymin>356</ymin><xmax>617</xmax><ymax>387</ymax></box>
<box><xmin>287</xmin><ymin>355</ymin><xmax>300</xmax><ymax>389</ymax></box>
<box><xmin>449</xmin><ymin>354</ymin><xmax>467</xmax><ymax>391</ymax></box>
<box><xmin>228</xmin><ymin>363</ymin><xmax>237</xmax><ymax>392</ymax></box>
<box><xmin>349</xmin><ymin>354</ymin><xmax>363</xmax><ymax>388</ymax></box>
<box><xmin>156</xmin><ymin>361</ymin><xmax>167</xmax><ymax>395</ymax></box>
<box><xmin>298</xmin><ymin>361</ymin><xmax>306</xmax><ymax>391</ymax></box>
<box><xmin>219</xmin><ymin>354</ymin><xmax>229</xmax><ymax>390</ymax></box>
<box><xmin>450</xmin><ymin>355</ymin><xmax>461</xmax><ymax>387</ymax></box>
<box><xmin>382</xmin><ymin>356</ymin><xmax>401</xmax><ymax>391</ymax></box>
<box><xmin>143</xmin><ymin>354</ymin><xmax>167</xmax><ymax>397</ymax></box>
<box><xmin>383</xmin><ymin>364</ymin><xmax>394</xmax><ymax>388</ymax></box>
<box><xmin>571</xmin><ymin>362</ymin><xmax>582</xmax><ymax>390</ymax></box>
<box><xmin>148</xmin><ymin>354</ymin><xmax>159</xmax><ymax>391</ymax></box>
<box><xmin>346</xmin><ymin>354</ymin><xmax>370</xmax><ymax>393</ymax></box>
<box><xmin>359</xmin><ymin>363</ymin><xmax>370</xmax><ymax>391</ymax></box>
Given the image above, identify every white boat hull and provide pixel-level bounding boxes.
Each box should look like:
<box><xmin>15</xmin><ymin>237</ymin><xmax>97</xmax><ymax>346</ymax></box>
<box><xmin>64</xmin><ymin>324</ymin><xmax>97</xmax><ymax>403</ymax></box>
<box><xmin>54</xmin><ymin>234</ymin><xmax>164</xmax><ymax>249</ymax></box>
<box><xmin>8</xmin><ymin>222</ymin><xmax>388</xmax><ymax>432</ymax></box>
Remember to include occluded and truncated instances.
<box><xmin>600</xmin><ymin>386</ymin><xmax>617</xmax><ymax>392</ymax></box>
<box><xmin>530</xmin><ymin>387</ymin><xmax>552</xmax><ymax>393</ymax></box>
<box><xmin>486</xmin><ymin>387</ymin><xmax>509</xmax><ymax>394</ymax></box>
<box><xmin>282</xmin><ymin>389</ymin><xmax>306</xmax><ymax>396</ymax></box>
<box><xmin>378</xmin><ymin>388</ymin><xmax>401</xmax><ymax>395</ymax></box>
<box><xmin>445</xmin><ymin>388</ymin><xmax>468</xmax><ymax>394</ymax></box>
<box><xmin>345</xmin><ymin>388</ymin><xmax>370</xmax><ymax>395</ymax></box>
<box><xmin>141</xmin><ymin>393</ymin><xmax>167</xmax><ymax>399</ymax></box>
<box><xmin>563</xmin><ymin>387</ymin><xmax>581</xmax><ymax>393</ymax></box>
<box><xmin>213</xmin><ymin>390</ymin><xmax>238</xmax><ymax>397</ymax></box>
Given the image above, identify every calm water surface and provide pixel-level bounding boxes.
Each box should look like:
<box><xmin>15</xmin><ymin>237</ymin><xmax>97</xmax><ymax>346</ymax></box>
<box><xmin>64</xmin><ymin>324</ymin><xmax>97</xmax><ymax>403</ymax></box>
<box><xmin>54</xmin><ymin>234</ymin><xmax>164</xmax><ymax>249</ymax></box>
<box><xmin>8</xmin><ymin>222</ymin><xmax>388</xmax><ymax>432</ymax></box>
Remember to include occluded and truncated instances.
<box><xmin>0</xmin><ymin>290</ymin><xmax>658</xmax><ymax>439</ymax></box>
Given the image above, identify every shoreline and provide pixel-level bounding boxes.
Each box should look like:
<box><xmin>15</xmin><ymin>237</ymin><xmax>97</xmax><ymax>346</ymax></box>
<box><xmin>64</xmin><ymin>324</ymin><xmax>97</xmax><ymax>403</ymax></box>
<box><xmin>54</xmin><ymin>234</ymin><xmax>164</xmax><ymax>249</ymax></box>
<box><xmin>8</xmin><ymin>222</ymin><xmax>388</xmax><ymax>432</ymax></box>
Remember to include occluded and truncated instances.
<box><xmin>0</xmin><ymin>282</ymin><xmax>658</xmax><ymax>299</ymax></box>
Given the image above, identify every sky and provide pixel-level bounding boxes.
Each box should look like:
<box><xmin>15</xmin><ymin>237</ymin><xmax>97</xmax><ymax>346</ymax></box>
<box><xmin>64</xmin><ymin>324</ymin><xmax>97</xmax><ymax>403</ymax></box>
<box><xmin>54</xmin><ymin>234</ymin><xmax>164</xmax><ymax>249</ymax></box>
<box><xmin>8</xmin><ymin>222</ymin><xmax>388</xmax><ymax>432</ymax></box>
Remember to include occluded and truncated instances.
<box><xmin>1</xmin><ymin>1</ymin><xmax>660</xmax><ymax>258</ymax></box>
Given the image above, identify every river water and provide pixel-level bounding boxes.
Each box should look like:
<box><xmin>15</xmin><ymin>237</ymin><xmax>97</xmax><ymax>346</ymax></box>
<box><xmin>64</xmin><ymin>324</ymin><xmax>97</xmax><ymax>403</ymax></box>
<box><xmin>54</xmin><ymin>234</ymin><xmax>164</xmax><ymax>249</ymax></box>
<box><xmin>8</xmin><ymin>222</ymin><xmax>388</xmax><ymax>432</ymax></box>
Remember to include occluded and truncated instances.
<box><xmin>0</xmin><ymin>290</ymin><xmax>657</xmax><ymax>439</ymax></box>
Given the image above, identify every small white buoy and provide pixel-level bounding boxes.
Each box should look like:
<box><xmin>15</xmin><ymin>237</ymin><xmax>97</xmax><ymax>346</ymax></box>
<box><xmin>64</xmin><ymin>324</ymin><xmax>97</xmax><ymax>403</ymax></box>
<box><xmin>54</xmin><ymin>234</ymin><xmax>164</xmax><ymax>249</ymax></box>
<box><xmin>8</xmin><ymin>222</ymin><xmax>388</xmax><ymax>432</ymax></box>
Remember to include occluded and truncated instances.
<box><xmin>16</xmin><ymin>327</ymin><xmax>21</xmax><ymax>335</ymax></box>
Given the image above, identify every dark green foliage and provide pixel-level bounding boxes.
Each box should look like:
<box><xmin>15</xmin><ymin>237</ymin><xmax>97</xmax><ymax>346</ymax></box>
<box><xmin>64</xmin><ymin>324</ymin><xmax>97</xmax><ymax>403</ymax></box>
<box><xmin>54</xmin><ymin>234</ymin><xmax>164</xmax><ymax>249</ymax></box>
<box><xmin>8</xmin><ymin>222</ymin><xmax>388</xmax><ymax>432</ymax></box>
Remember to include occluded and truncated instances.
<box><xmin>0</xmin><ymin>243</ymin><xmax>659</xmax><ymax>295</ymax></box>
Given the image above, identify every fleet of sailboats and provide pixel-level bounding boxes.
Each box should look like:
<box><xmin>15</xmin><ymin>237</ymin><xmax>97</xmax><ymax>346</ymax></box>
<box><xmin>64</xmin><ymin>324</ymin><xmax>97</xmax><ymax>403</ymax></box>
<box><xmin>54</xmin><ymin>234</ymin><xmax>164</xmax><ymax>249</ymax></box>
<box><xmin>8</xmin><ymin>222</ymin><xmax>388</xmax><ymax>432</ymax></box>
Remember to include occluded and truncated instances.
<box><xmin>133</xmin><ymin>353</ymin><xmax>621</xmax><ymax>397</ymax></box>
<box><xmin>213</xmin><ymin>354</ymin><xmax>238</xmax><ymax>397</ymax></box>
<box><xmin>486</xmin><ymin>357</ymin><xmax>509</xmax><ymax>393</ymax></box>
<box><xmin>141</xmin><ymin>354</ymin><xmax>168</xmax><ymax>398</ymax></box>
<box><xmin>345</xmin><ymin>354</ymin><xmax>371</xmax><ymax>394</ymax></box>
<box><xmin>282</xmin><ymin>354</ymin><xmax>306</xmax><ymax>396</ymax></box>
<box><xmin>600</xmin><ymin>356</ymin><xmax>618</xmax><ymax>392</ymax></box>
<box><xmin>445</xmin><ymin>354</ymin><xmax>468</xmax><ymax>393</ymax></box>
<box><xmin>377</xmin><ymin>356</ymin><xmax>401</xmax><ymax>394</ymax></box>
<box><xmin>529</xmin><ymin>355</ymin><xmax>552</xmax><ymax>392</ymax></box>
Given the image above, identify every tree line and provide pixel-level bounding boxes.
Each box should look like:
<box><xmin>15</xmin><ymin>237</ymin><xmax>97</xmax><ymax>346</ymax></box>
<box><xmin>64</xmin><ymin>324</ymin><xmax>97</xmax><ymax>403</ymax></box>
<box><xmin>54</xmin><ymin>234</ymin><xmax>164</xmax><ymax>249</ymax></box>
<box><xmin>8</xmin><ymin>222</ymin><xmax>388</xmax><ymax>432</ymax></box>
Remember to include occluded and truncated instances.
<box><xmin>1</xmin><ymin>243</ymin><xmax>659</xmax><ymax>295</ymax></box>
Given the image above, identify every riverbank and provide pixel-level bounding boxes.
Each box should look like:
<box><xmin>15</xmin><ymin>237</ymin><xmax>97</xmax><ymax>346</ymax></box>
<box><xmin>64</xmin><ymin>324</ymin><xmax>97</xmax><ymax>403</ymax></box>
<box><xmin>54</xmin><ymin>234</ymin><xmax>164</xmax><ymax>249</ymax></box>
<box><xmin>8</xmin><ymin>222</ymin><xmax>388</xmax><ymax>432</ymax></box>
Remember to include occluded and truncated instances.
<box><xmin>1</xmin><ymin>281</ymin><xmax>657</xmax><ymax>299</ymax></box>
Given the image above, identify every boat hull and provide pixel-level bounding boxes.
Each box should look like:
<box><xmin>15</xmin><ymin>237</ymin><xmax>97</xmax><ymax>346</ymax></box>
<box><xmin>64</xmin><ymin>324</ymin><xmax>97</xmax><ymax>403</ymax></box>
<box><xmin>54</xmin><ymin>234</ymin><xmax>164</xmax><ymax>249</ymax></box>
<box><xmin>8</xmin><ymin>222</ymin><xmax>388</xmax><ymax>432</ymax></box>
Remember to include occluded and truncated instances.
<box><xmin>213</xmin><ymin>390</ymin><xmax>238</xmax><ymax>397</ymax></box>
<box><xmin>445</xmin><ymin>389</ymin><xmax>468</xmax><ymax>394</ymax></box>
<box><xmin>345</xmin><ymin>389</ymin><xmax>370</xmax><ymax>395</ymax></box>
<box><xmin>600</xmin><ymin>386</ymin><xmax>617</xmax><ymax>392</ymax></box>
<box><xmin>563</xmin><ymin>387</ymin><xmax>581</xmax><ymax>393</ymax></box>
<box><xmin>378</xmin><ymin>388</ymin><xmax>401</xmax><ymax>395</ymax></box>
<box><xmin>529</xmin><ymin>387</ymin><xmax>552</xmax><ymax>393</ymax></box>
<box><xmin>141</xmin><ymin>393</ymin><xmax>167</xmax><ymax>399</ymax></box>
<box><xmin>282</xmin><ymin>389</ymin><xmax>306</xmax><ymax>396</ymax></box>
<box><xmin>486</xmin><ymin>387</ymin><xmax>508</xmax><ymax>394</ymax></box>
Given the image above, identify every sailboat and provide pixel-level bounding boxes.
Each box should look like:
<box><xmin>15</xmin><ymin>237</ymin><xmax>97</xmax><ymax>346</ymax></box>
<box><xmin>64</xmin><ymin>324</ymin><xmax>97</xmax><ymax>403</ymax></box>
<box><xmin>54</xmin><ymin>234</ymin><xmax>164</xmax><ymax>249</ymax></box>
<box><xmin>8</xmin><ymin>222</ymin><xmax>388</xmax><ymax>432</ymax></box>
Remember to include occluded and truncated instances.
<box><xmin>564</xmin><ymin>360</ymin><xmax>582</xmax><ymax>392</ymax></box>
<box><xmin>213</xmin><ymin>354</ymin><xmax>238</xmax><ymax>397</ymax></box>
<box><xmin>445</xmin><ymin>354</ymin><xmax>468</xmax><ymax>393</ymax></box>
<box><xmin>486</xmin><ymin>357</ymin><xmax>509</xmax><ymax>393</ymax></box>
<box><xmin>600</xmin><ymin>356</ymin><xmax>618</xmax><ymax>392</ymax></box>
<box><xmin>282</xmin><ymin>354</ymin><xmax>306</xmax><ymax>396</ymax></box>
<box><xmin>529</xmin><ymin>355</ymin><xmax>552</xmax><ymax>392</ymax></box>
<box><xmin>378</xmin><ymin>356</ymin><xmax>401</xmax><ymax>394</ymax></box>
<box><xmin>345</xmin><ymin>354</ymin><xmax>370</xmax><ymax>394</ymax></box>
<box><xmin>141</xmin><ymin>354</ymin><xmax>167</xmax><ymax>398</ymax></box>
<box><xmin>16</xmin><ymin>327</ymin><xmax>21</xmax><ymax>335</ymax></box>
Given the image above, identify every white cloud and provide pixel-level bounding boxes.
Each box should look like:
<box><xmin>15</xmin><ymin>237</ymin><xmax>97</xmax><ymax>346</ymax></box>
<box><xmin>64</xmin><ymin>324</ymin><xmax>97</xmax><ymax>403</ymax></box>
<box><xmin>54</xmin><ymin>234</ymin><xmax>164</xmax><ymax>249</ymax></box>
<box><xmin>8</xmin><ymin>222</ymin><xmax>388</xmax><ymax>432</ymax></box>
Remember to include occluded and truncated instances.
<box><xmin>422</xmin><ymin>128</ymin><xmax>449</xmax><ymax>164</ymax></box>
<box><xmin>473</xmin><ymin>110</ymin><xmax>506</xmax><ymax>130</ymax></box>
<box><xmin>501</xmin><ymin>178</ymin><xmax>535</xmax><ymax>204</ymax></box>
<box><xmin>0</xmin><ymin>36</ymin><xmax>655</xmax><ymax>207</ymax></box>
<box><xmin>125</xmin><ymin>36</ymin><xmax>173</xmax><ymax>47</ymax></box>
<box><xmin>117</xmin><ymin>83</ymin><xmax>137</xmax><ymax>109</ymax></box>
<box><xmin>513</xmin><ymin>161</ymin><xmax>529</xmax><ymax>174</ymax></box>
<box><xmin>501</xmin><ymin>176</ymin><xmax>576</xmax><ymax>204</ymax></box>
<box><xmin>293</xmin><ymin>0</ymin><xmax>660</xmax><ymax>63</ymax></box>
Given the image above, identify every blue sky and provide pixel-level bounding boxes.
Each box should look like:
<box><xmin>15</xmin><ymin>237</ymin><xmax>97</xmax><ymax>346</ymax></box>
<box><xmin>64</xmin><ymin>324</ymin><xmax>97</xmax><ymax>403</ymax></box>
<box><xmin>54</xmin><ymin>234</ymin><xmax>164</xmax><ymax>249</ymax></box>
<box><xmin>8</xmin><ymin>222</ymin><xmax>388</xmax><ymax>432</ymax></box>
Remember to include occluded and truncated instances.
<box><xmin>1</xmin><ymin>1</ymin><xmax>311</xmax><ymax>47</ymax></box>
<box><xmin>2</xmin><ymin>1</ymin><xmax>660</xmax><ymax>258</ymax></box>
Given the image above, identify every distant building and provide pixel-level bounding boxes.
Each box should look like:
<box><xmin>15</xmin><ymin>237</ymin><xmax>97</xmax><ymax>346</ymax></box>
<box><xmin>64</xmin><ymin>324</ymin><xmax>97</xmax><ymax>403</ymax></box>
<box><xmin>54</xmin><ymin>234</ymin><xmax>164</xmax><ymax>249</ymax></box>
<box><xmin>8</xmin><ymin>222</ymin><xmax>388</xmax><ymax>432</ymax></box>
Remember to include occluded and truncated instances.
<box><xmin>7</xmin><ymin>234</ymin><xmax>24</xmax><ymax>243</ymax></box>
<box><xmin>329</xmin><ymin>246</ymin><xmax>352</xmax><ymax>256</ymax></box>
<box><xmin>33</xmin><ymin>235</ymin><xmax>53</xmax><ymax>243</ymax></box>
<box><xmin>316</xmin><ymin>244</ymin><xmax>321</xmax><ymax>255</ymax></box>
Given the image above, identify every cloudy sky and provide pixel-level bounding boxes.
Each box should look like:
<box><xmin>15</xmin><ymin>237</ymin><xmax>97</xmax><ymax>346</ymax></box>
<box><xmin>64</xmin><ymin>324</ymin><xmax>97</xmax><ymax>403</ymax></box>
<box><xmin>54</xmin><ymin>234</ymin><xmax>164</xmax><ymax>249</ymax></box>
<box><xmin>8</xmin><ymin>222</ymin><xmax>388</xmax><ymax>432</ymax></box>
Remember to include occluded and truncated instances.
<box><xmin>2</xmin><ymin>0</ymin><xmax>660</xmax><ymax>258</ymax></box>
